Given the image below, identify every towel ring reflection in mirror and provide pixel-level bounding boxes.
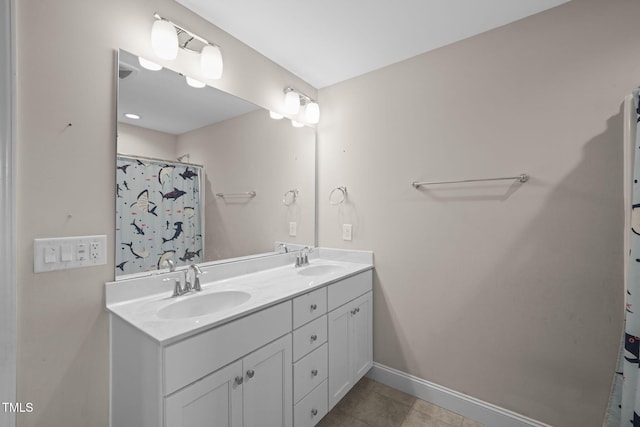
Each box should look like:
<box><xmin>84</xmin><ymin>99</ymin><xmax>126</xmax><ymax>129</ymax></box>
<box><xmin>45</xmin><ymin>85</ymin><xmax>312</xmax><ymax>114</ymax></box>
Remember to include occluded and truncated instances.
<box><xmin>329</xmin><ymin>186</ymin><xmax>347</xmax><ymax>205</ymax></box>
<box><xmin>283</xmin><ymin>189</ymin><xmax>298</xmax><ymax>206</ymax></box>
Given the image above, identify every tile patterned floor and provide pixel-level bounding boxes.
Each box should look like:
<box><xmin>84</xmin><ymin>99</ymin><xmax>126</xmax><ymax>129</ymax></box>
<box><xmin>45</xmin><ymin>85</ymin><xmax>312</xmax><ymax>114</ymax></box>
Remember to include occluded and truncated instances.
<box><xmin>317</xmin><ymin>377</ymin><xmax>485</xmax><ymax>427</ymax></box>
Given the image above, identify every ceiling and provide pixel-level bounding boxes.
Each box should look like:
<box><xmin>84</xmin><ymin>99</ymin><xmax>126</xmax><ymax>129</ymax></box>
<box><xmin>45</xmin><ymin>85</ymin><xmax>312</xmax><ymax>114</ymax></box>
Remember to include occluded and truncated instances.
<box><xmin>175</xmin><ymin>0</ymin><xmax>570</xmax><ymax>89</ymax></box>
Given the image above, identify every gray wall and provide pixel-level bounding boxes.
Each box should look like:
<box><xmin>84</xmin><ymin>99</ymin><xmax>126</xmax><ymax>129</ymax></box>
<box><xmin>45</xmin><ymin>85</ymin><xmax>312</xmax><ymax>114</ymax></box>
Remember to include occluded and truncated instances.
<box><xmin>317</xmin><ymin>0</ymin><xmax>639</xmax><ymax>425</ymax></box>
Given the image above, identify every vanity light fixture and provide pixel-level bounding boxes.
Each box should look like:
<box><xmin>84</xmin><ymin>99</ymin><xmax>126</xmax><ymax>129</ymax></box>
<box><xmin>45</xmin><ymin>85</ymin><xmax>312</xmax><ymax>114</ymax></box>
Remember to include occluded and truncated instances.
<box><xmin>151</xmin><ymin>18</ymin><xmax>179</xmax><ymax>60</ymax></box>
<box><xmin>284</xmin><ymin>88</ymin><xmax>301</xmax><ymax>115</ymax></box>
<box><xmin>269</xmin><ymin>111</ymin><xmax>284</xmax><ymax>120</ymax></box>
<box><xmin>185</xmin><ymin>76</ymin><xmax>205</xmax><ymax>88</ymax></box>
<box><xmin>305</xmin><ymin>101</ymin><xmax>320</xmax><ymax>124</ymax></box>
<box><xmin>200</xmin><ymin>44</ymin><xmax>223</xmax><ymax>79</ymax></box>
<box><xmin>151</xmin><ymin>13</ymin><xmax>224</xmax><ymax>79</ymax></box>
<box><xmin>138</xmin><ymin>57</ymin><xmax>162</xmax><ymax>71</ymax></box>
<box><xmin>283</xmin><ymin>87</ymin><xmax>321</xmax><ymax>124</ymax></box>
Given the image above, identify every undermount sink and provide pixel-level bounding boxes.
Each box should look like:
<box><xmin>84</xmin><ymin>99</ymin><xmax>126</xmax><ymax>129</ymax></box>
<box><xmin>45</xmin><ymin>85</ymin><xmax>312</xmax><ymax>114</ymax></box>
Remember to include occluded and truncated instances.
<box><xmin>157</xmin><ymin>290</ymin><xmax>251</xmax><ymax>319</ymax></box>
<box><xmin>297</xmin><ymin>264</ymin><xmax>346</xmax><ymax>276</ymax></box>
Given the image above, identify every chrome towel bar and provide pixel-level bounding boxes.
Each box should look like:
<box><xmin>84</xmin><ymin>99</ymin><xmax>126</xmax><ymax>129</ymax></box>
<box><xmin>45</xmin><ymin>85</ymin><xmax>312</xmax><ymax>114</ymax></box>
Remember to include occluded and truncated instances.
<box><xmin>412</xmin><ymin>173</ymin><xmax>529</xmax><ymax>188</ymax></box>
<box><xmin>215</xmin><ymin>191</ymin><xmax>256</xmax><ymax>198</ymax></box>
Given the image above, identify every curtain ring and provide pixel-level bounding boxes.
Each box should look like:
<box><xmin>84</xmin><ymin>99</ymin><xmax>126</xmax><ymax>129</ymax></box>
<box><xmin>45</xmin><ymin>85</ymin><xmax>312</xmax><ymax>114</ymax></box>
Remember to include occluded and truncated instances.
<box><xmin>329</xmin><ymin>186</ymin><xmax>347</xmax><ymax>205</ymax></box>
<box><xmin>283</xmin><ymin>189</ymin><xmax>298</xmax><ymax>206</ymax></box>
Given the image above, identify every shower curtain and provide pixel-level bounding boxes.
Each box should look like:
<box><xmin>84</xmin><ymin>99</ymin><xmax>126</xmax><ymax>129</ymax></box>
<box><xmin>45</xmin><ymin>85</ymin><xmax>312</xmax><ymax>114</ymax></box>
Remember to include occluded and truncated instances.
<box><xmin>116</xmin><ymin>155</ymin><xmax>204</xmax><ymax>276</ymax></box>
<box><xmin>608</xmin><ymin>90</ymin><xmax>640</xmax><ymax>427</ymax></box>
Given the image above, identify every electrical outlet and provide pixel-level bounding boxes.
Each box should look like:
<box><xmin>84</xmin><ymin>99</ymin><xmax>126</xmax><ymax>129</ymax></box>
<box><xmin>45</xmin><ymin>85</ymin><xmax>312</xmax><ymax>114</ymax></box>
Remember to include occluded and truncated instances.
<box><xmin>90</xmin><ymin>241</ymin><xmax>100</xmax><ymax>260</ymax></box>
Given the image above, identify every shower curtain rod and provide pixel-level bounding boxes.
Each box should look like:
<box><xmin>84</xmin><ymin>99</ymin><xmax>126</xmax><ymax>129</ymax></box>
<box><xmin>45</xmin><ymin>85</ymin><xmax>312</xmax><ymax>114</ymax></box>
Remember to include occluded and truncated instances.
<box><xmin>117</xmin><ymin>153</ymin><xmax>204</xmax><ymax>168</ymax></box>
<box><xmin>412</xmin><ymin>173</ymin><xmax>529</xmax><ymax>188</ymax></box>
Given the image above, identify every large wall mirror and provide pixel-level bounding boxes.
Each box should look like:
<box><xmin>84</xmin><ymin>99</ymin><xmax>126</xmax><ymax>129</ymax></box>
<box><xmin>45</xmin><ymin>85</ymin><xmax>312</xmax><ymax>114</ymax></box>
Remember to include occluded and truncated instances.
<box><xmin>116</xmin><ymin>49</ymin><xmax>316</xmax><ymax>278</ymax></box>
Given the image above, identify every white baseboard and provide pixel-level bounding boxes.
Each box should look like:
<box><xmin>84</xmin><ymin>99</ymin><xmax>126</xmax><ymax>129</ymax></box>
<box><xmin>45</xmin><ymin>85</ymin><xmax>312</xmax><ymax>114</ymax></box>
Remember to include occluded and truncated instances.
<box><xmin>366</xmin><ymin>363</ymin><xmax>552</xmax><ymax>427</ymax></box>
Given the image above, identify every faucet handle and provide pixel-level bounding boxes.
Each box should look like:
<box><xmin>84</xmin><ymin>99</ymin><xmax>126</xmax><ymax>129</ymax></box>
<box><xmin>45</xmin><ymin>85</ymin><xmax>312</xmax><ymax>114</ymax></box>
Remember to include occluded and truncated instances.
<box><xmin>163</xmin><ymin>277</ymin><xmax>183</xmax><ymax>297</ymax></box>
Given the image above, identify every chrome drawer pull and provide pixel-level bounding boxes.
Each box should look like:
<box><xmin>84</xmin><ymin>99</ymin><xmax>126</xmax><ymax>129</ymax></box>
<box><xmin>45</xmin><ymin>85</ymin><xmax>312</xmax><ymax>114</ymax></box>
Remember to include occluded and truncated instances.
<box><xmin>246</xmin><ymin>369</ymin><xmax>255</xmax><ymax>378</ymax></box>
<box><xmin>310</xmin><ymin>334</ymin><xmax>318</xmax><ymax>342</ymax></box>
<box><xmin>310</xmin><ymin>303</ymin><xmax>318</xmax><ymax>311</ymax></box>
<box><xmin>311</xmin><ymin>408</ymin><xmax>318</xmax><ymax>417</ymax></box>
<box><xmin>235</xmin><ymin>376</ymin><xmax>243</xmax><ymax>385</ymax></box>
<box><xmin>311</xmin><ymin>369</ymin><xmax>318</xmax><ymax>377</ymax></box>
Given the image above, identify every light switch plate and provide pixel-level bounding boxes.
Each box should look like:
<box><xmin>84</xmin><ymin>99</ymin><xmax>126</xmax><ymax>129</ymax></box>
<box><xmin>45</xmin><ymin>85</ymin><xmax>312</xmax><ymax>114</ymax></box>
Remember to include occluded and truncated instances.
<box><xmin>34</xmin><ymin>235</ymin><xmax>107</xmax><ymax>273</ymax></box>
<box><xmin>289</xmin><ymin>222</ymin><xmax>297</xmax><ymax>237</ymax></box>
<box><xmin>342</xmin><ymin>224</ymin><xmax>353</xmax><ymax>241</ymax></box>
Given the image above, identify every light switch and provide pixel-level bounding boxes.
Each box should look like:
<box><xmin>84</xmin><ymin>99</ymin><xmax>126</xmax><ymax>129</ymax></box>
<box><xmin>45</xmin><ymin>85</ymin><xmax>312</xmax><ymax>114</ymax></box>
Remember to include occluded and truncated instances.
<box><xmin>77</xmin><ymin>243</ymin><xmax>88</xmax><ymax>261</ymax></box>
<box><xmin>61</xmin><ymin>244</ymin><xmax>73</xmax><ymax>262</ymax></box>
<box><xmin>289</xmin><ymin>222</ymin><xmax>297</xmax><ymax>237</ymax></box>
<box><xmin>44</xmin><ymin>247</ymin><xmax>57</xmax><ymax>264</ymax></box>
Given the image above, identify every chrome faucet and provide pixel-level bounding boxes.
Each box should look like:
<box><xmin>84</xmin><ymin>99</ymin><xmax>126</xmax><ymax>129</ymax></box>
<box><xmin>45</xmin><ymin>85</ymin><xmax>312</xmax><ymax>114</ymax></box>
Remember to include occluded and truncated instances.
<box><xmin>163</xmin><ymin>264</ymin><xmax>205</xmax><ymax>297</ymax></box>
<box><xmin>187</xmin><ymin>264</ymin><xmax>204</xmax><ymax>292</ymax></box>
<box><xmin>160</xmin><ymin>258</ymin><xmax>175</xmax><ymax>272</ymax></box>
<box><xmin>295</xmin><ymin>246</ymin><xmax>312</xmax><ymax>267</ymax></box>
<box><xmin>278</xmin><ymin>243</ymin><xmax>289</xmax><ymax>253</ymax></box>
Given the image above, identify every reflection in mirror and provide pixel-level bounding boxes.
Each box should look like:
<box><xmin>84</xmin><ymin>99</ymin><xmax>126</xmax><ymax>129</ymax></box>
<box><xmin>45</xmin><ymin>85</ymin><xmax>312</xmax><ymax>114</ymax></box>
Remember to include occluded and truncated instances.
<box><xmin>116</xmin><ymin>49</ymin><xmax>316</xmax><ymax>278</ymax></box>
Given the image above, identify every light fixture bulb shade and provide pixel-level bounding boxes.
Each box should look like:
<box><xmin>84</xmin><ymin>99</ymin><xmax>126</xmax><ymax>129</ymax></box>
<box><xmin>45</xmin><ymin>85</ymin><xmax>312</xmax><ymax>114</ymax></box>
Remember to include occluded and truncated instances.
<box><xmin>291</xmin><ymin>120</ymin><xmax>304</xmax><ymax>128</ymax></box>
<box><xmin>269</xmin><ymin>111</ymin><xmax>284</xmax><ymax>120</ymax></box>
<box><xmin>305</xmin><ymin>102</ymin><xmax>320</xmax><ymax>124</ymax></box>
<box><xmin>201</xmin><ymin>45</ymin><xmax>223</xmax><ymax>79</ymax></box>
<box><xmin>138</xmin><ymin>56</ymin><xmax>162</xmax><ymax>71</ymax></box>
<box><xmin>186</xmin><ymin>76</ymin><xmax>205</xmax><ymax>88</ymax></box>
<box><xmin>151</xmin><ymin>19</ymin><xmax>178</xmax><ymax>60</ymax></box>
<box><xmin>284</xmin><ymin>90</ymin><xmax>301</xmax><ymax>115</ymax></box>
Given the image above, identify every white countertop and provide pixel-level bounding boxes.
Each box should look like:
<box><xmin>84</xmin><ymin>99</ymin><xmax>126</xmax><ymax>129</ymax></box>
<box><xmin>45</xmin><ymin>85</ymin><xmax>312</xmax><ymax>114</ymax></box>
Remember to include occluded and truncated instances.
<box><xmin>106</xmin><ymin>248</ymin><xmax>373</xmax><ymax>345</ymax></box>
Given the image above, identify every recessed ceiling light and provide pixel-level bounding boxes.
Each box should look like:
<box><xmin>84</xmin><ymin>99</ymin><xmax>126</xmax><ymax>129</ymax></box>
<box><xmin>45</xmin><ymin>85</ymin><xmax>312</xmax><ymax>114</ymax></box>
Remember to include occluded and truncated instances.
<box><xmin>124</xmin><ymin>113</ymin><xmax>141</xmax><ymax>120</ymax></box>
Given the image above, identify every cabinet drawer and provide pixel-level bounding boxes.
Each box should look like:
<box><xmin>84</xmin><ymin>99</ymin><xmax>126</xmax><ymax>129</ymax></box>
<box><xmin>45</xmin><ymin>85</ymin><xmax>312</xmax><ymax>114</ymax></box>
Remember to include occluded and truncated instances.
<box><xmin>293</xmin><ymin>343</ymin><xmax>328</xmax><ymax>404</ymax></box>
<box><xmin>294</xmin><ymin>380</ymin><xmax>328</xmax><ymax>427</ymax></box>
<box><xmin>327</xmin><ymin>270</ymin><xmax>372</xmax><ymax>311</ymax></box>
<box><xmin>293</xmin><ymin>287</ymin><xmax>327</xmax><ymax>329</ymax></box>
<box><xmin>164</xmin><ymin>301</ymin><xmax>292</xmax><ymax>395</ymax></box>
<box><xmin>293</xmin><ymin>315</ymin><xmax>327</xmax><ymax>362</ymax></box>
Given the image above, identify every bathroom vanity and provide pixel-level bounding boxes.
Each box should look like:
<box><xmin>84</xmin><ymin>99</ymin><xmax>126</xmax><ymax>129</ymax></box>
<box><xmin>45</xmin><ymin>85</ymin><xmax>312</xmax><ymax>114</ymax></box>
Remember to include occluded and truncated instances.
<box><xmin>106</xmin><ymin>248</ymin><xmax>373</xmax><ymax>427</ymax></box>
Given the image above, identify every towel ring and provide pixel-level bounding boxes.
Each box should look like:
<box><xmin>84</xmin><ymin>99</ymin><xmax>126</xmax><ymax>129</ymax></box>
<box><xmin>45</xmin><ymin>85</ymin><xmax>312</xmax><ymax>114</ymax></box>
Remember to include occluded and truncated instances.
<box><xmin>329</xmin><ymin>186</ymin><xmax>347</xmax><ymax>205</ymax></box>
<box><xmin>283</xmin><ymin>189</ymin><xmax>298</xmax><ymax>206</ymax></box>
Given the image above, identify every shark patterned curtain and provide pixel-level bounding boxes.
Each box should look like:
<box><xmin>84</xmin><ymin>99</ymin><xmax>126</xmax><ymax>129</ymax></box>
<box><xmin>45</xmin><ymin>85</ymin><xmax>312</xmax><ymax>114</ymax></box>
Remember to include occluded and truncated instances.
<box><xmin>116</xmin><ymin>155</ymin><xmax>204</xmax><ymax>276</ymax></box>
<box><xmin>609</xmin><ymin>90</ymin><xmax>640</xmax><ymax>427</ymax></box>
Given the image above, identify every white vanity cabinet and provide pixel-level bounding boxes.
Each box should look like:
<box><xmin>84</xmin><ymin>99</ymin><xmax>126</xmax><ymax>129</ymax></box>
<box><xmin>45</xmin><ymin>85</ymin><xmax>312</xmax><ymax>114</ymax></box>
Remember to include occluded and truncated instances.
<box><xmin>327</xmin><ymin>271</ymin><xmax>373</xmax><ymax>410</ymax></box>
<box><xmin>111</xmin><ymin>300</ymin><xmax>292</xmax><ymax>427</ymax></box>
<box><xmin>109</xmin><ymin>262</ymin><xmax>373</xmax><ymax>427</ymax></box>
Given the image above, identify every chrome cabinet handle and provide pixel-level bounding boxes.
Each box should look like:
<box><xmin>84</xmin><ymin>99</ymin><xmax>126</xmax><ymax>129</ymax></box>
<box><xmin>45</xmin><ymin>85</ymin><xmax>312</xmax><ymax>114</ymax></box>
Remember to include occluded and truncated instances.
<box><xmin>310</xmin><ymin>303</ymin><xmax>317</xmax><ymax>311</ymax></box>
<box><xmin>311</xmin><ymin>369</ymin><xmax>318</xmax><ymax>377</ymax></box>
<box><xmin>351</xmin><ymin>307</ymin><xmax>361</xmax><ymax>315</ymax></box>
<box><xmin>246</xmin><ymin>369</ymin><xmax>255</xmax><ymax>378</ymax></box>
<box><xmin>310</xmin><ymin>334</ymin><xmax>317</xmax><ymax>342</ymax></box>
<box><xmin>311</xmin><ymin>408</ymin><xmax>318</xmax><ymax>417</ymax></box>
<box><xmin>235</xmin><ymin>376</ymin><xmax>243</xmax><ymax>385</ymax></box>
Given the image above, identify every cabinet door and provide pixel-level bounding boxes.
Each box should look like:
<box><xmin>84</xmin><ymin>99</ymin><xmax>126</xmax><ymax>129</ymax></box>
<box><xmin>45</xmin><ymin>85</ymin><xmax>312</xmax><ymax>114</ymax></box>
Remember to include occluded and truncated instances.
<box><xmin>351</xmin><ymin>292</ymin><xmax>373</xmax><ymax>381</ymax></box>
<box><xmin>165</xmin><ymin>360</ymin><xmax>242</xmax><ymax>427</ymax></box>
<box><xmin>327</xmin><ymin>302</ymin><xmax>352</xmax><ymax>410</ymax></box>
<box><xmin>328</xmin><ymin>291</ymin><xmax>373</xmax><ymax>410</ymax></box>
<box><xmin>243</xmin><ymin>334</ymin><xmax>293</xmax><ymax>427</ymax></box>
